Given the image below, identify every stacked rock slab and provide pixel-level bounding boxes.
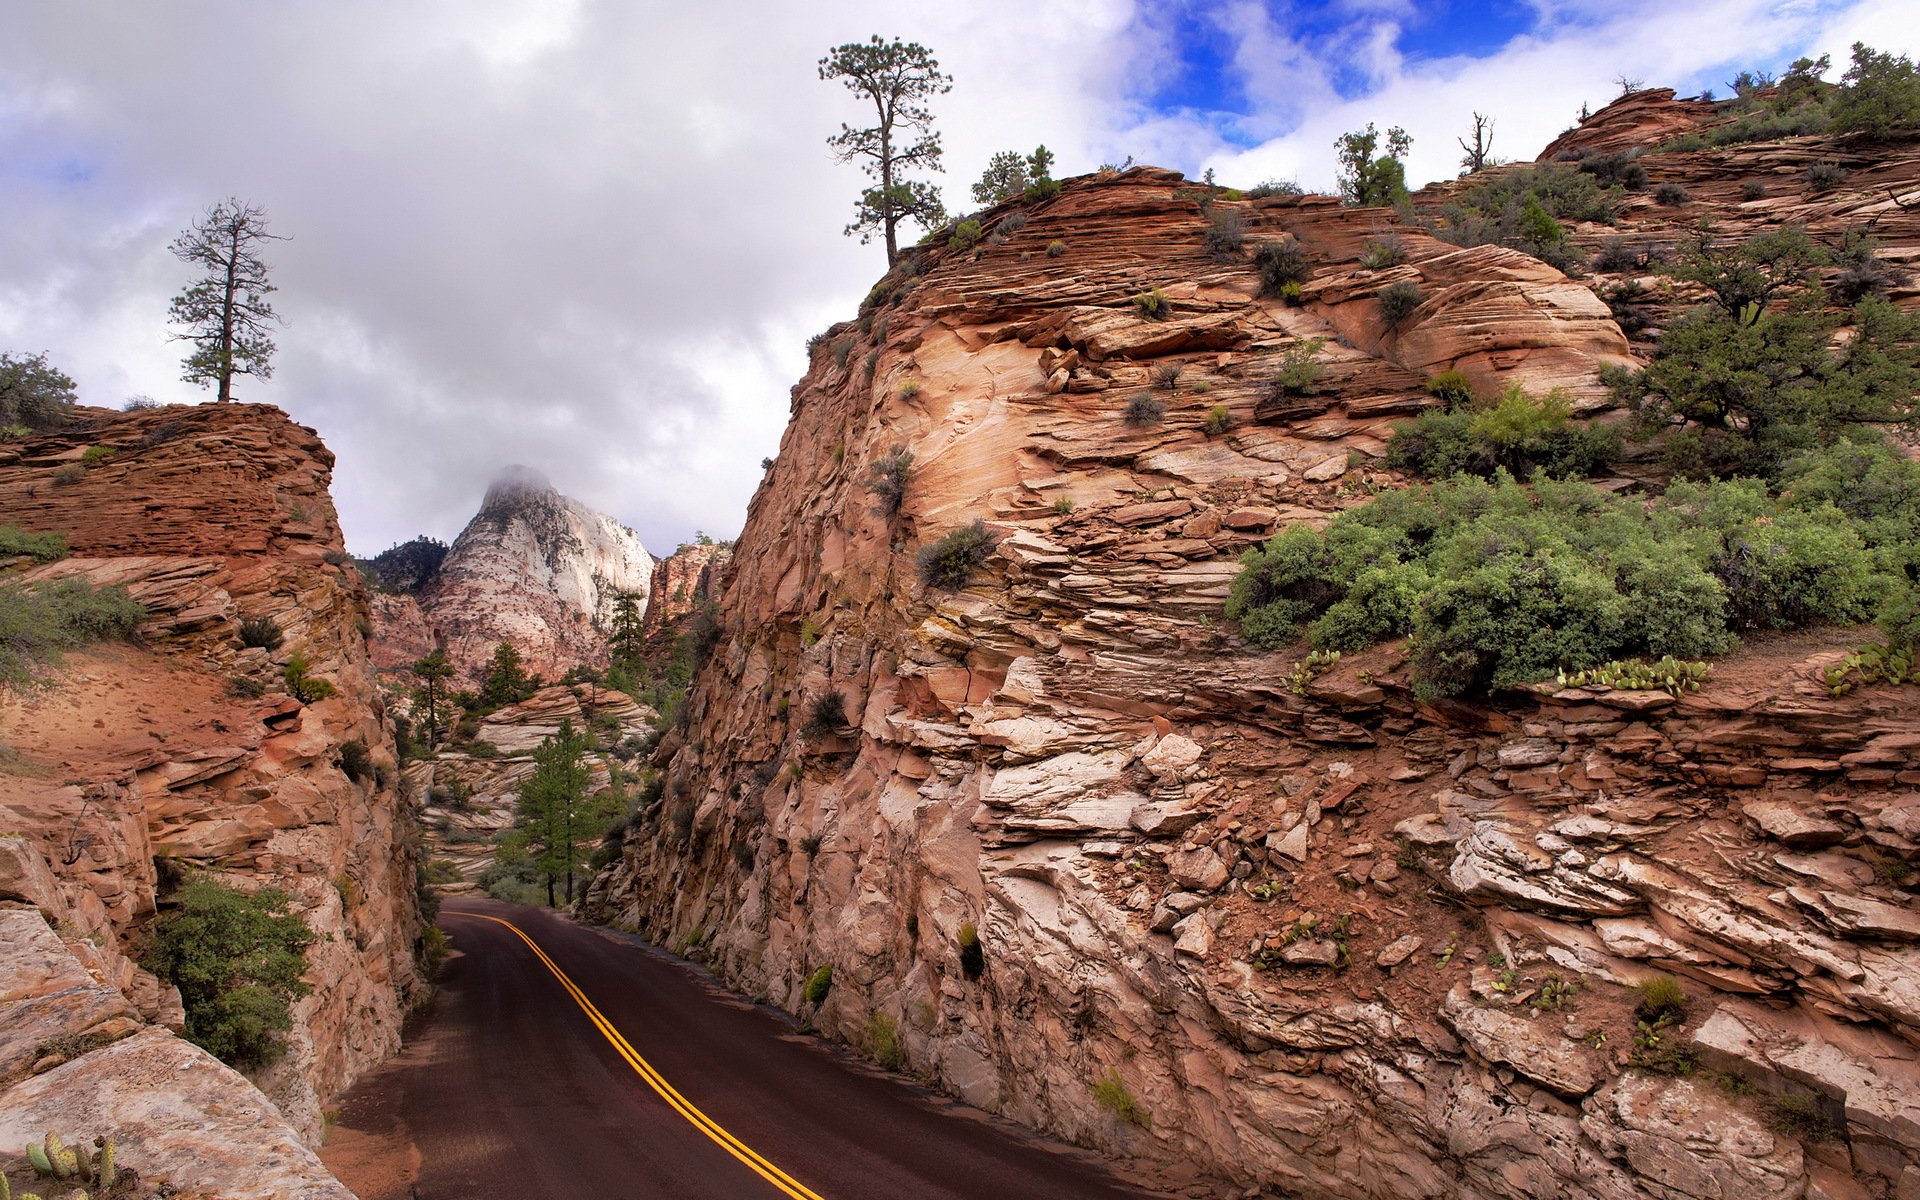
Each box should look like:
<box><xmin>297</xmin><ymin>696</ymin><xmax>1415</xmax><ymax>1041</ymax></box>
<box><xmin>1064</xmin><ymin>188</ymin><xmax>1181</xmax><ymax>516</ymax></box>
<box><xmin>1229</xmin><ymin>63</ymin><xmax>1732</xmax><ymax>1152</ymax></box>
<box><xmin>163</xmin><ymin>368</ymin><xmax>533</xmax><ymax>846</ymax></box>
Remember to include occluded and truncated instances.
<box><xmin>0</xmin><ymin>402</ymin><xmax>424</xmax><ymax>1149</ymax></box>
<box><xmin>580</xmin><ymin>120</ymin><xmax>1920</xmax><ymax>1199</ymax></box>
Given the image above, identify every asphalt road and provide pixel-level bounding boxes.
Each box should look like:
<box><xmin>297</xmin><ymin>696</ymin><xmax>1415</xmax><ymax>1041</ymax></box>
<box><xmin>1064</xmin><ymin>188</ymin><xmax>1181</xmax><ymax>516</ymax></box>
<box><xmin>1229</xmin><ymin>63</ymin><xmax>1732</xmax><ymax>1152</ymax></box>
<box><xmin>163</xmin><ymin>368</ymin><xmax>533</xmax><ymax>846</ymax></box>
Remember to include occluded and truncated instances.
<box><xmin>325</xmin><ymin>897</ymin><xmax>1162</xmax><ymax>1200</ymax></box>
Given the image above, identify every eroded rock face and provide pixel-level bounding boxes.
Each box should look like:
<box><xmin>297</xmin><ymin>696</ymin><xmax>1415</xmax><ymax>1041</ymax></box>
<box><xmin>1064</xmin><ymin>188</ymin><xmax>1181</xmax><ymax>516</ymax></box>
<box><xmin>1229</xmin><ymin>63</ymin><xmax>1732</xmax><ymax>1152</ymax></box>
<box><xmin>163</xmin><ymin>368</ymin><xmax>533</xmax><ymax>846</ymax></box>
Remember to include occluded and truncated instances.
<box><xmin>580</xmin><ymin>133</ymin><xmax>1920</xmax><ymax>1200</ymax></box>
<box><xmin>0</xmin><ymin>402</ymin><xmax>424</xmax><ymax>1148</ymax></box>
<box><xmin>367</xmin><ymin>468</ymin><xmax>652</xmax><ymax>684</ymax></box>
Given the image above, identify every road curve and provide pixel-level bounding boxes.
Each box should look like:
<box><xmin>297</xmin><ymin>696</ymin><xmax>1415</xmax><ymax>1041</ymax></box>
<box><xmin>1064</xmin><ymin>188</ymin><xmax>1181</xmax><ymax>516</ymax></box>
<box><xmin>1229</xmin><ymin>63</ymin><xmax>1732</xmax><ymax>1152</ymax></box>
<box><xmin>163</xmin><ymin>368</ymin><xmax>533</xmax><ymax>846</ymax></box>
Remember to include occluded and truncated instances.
<box><xmin>324</xmin><ymin>898</ymin><xmax>1164</xmax><ymax>1200</ymax></box>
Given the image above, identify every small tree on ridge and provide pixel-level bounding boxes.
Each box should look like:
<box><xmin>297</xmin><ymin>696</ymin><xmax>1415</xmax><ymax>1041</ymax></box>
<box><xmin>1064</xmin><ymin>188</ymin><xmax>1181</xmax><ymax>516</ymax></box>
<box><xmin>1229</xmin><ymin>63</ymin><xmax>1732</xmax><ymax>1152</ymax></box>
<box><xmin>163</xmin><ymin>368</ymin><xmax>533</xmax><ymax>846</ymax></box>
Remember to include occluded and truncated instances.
<box><xmin>820</xmin><ymin>35</ymin><xmax>953</xmax><ymax>266</ymax></box>
<box><xmin>168</xmin><ymin>198</ymin><xmax>286</xmax><ymax>403</ymax></box>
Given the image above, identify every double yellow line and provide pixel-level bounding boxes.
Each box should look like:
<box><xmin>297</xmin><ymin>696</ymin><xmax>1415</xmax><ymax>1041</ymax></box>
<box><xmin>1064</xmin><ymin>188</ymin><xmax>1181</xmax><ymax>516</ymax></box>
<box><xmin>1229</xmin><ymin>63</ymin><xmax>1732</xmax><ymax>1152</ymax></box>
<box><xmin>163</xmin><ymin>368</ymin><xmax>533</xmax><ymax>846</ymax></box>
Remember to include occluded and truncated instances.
<box><xmin>445</xmin><ymin>911</ymin><xmax>824</xmax><ymax>1200</ymax></box>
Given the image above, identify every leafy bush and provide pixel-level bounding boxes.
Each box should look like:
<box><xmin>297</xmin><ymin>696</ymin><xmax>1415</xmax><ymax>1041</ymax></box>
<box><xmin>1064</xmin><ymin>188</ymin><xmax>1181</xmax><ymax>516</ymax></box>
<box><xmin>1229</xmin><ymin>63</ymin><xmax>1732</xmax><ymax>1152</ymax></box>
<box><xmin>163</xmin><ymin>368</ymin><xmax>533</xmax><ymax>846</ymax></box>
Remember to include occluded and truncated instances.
<box><xmin>1433</xmin><ymin>163</ymin><xmax>1621</xmax><ymax>272</ymax></box>
<box><xmin>1830</xmin><ymin>42</ymin><xmax>1920</xmax><ymax>137</ymax></box>
<box><xmin>1360</xmin><ymin>238</ymin><xmax>1402</xmax><ymax>270</ymax></box>
<box><xmin>1204</xmin><ymin>209</ymin><xmax>1247</xmax><ymax>259</ymax></box>
<box><xmin>50</xmin><ymin>463</ymin><xmax>85</xmax><ymax>486</ymax></box>
<box><xmin>1377</xmin><ymin>280</ymin><xmax>1423</xmax><ymax>326</ymax></box>
<box><xmin>947</xmin><ymin>219</ymin><xmax>984</xmax><ymax>252</ymax></box>
<box><xmin>957</xmin><ymin>921</ymin><xmax>985</xmax><ymax>979</ymax></box>
<box><xmin>1271</xmin><ymin>337</ymin><xmax>1327</xmax><ymax>397</ymax></box>
<box><xmin>338</xmin><ymin>739</ymin><xmax>372</xmax><ymax>782</ymax></box>
<box><xmin>238</xmin><ymin>614</ymin><xmax>283</xmax><ymax>650</ymax></box>
<box><xmin>0</xmin><ymin>525</ymin><xmax>67</xmax><ymax>562</ymax></box>
<box><xmin>1204</xmin><ymin>405</ymin><xmax>1232</xmax><ymax>435</ymax></box>
<box><xmin>1252</xmin><ymin>237</ymin><xmax>1311</xmax><ymax>296</ymax></box>
<box><xmin>803</xmin><ymin>690</ymin><xmax>847</xmax><ymax>738</ymax></box>
<box><xmin>1124</xmin><ymin>393</ymin><xmax>1167</xmax><ymax>427</ymax></box>
<box><xmin>1578</xmin><ymin>151</ymin><xmax>1648</xmax><ymax>191</ymax></box>
<box><xmin>803</xmin><ymin>964</ymin><xmax>834</xmax><ymax>1005</ymax></box>
<box><xmin>1091</xmin><ymin>1069</ymin><xmax>1151</xmax><ymax>1128</ymax></box>
<box><xmin>282</xmin><ymin>652</ymin><xmax>337</xmax><ymax>703</ymax></box>
<box><xmin>1387</xmin><ymin>386</ymin><xmax>1618</xmax><ymax>481</ymax></box>
<box><xmin>1425</xmin><ymin>370</ymin><xmax>1476</xmax><ymax>409</ymax></box>
<box><xmin>1226</xmin><ymin>472</ymin><xmax>1894</xmax><ymax>699</ymax></box>
<box><xmin>0</xmin><ymin>578</ymin><xmax>147</xmax><ymax>690</ymax></box>
<box><xmin>1131</xmin><ymin>288</ymin><xmax>1172</xmax><ymax>320</ymax></box>
<box><xmin>1246</xmin><ymin>179</ymin><xmax>1305</xmax><ymax>199</ymax></box>
<box><xmin>917</xmin><ymin>520</ymin><xmax>996</xmax><ymax>589</ymax></box>
<box><xmin>1741</xmin><ymin>181</ymin><xmax>1767</xmax><ymax>201</ymax></box>
<box><xmin>1805</xmin><ymin>161</ymin><xmax>1848</xmax><ymax>192</ymax></box>
<box><xmin>144</xmin><ymin>879</ymin><xmax>314</xmax><ymax>1071</ymax></box>
<box><xmin>1653</xmin><ymin>182</ymin><xmax>1690</xmax><ymax>206</ymax></box>
<box><xmin>0</xmin><ymin>351</ymin><xmax>77</xmax><ymax>431</ymax></box>
<box><xmin>863</xmin><ymin>447</ymin><xmax>913</xmax><ymax>517</ymax></box>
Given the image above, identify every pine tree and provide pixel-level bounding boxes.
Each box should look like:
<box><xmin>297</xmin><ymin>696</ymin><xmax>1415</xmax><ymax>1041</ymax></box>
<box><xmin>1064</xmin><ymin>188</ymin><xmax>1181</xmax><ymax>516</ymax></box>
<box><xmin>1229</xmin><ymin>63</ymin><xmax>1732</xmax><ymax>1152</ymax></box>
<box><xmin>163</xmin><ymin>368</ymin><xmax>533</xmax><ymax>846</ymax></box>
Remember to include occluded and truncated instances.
<box><xmin>607</xmin><ymin>592</ymin><xmax>645</xmax><ymax>668</ymax></box>
<box><xmin>410</xmin><ymin>648</ymin><xmax>454</xmax><ymax>751</ymax></box>
<box><xmin>516</xmin><ymin>719</ymin><xmax>592</xmax><ymax>906</ymax></box>
<box><xmin>820</xmin><ymin>36</ymin><xmax>952</xmax><ymax>266</ymax></box>
<box><xmin>480</xmin><ymin>642</ymin><xmax>532</xmax><ymax>709</ymax></box>
<box><xmin>167</xmin><ymin>199</ymin><xmax>286</xmax><ymax>403</ymax></box>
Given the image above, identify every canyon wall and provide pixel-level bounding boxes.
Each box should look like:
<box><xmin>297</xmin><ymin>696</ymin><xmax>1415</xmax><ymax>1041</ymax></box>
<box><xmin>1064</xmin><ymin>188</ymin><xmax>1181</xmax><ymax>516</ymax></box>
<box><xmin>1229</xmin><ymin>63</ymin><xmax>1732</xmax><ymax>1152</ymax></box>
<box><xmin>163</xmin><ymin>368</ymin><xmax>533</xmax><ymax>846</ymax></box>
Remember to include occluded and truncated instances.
<box><xmin>583</xmin><ymin>119</ymin><xmax>1920</xmax><ymax>1200</ymax></box>
<box><xmin>0</xmin><ymin>402</ymin><xmax>425</xmax><ymax>1155</ymax></box>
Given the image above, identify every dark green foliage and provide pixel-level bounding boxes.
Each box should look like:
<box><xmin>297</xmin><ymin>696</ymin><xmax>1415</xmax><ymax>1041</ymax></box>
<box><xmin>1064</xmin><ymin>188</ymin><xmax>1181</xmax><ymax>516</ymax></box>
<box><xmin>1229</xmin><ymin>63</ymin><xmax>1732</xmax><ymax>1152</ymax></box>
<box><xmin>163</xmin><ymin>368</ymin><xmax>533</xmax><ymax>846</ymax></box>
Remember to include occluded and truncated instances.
<box><xmin>1334</xmin><ymin>123</ymin><xmax>1411</xmax><ymax>208</ymax></box>
<box><xmin>144</xmin><ymin>879</ymin><xmax>313</xmax><ymax>1071</ymax></box>
<box><xmin>1742</xmin><ymin>181</ymin><xmax>1767</xmax><ymax>201</ymax></box>
<box><xmin>1636</xmin><ymin>974</ymin><xmax>1688</xmax><ymax>1021</ymax></box>
<box><xmin>238</xmin><ymin>615</ymin><xmax>283</xmax><ymax>650</ymax></box>
<box><xmin>1830</xmin><ymin>42</ymin><xmax>1920</xmax><ymax>136</ymax></box>
<box><xmin>1830</xmin><ymin>232</ymin><xmax>1905</xmax><ymax>303</ymax></box>
<box><xmin>338</xmin><ymin>739</ymin><xmax>372</xmax><ymax>783</ymax></box>
<box><xmin>0</xmin><ymin>525</ymin><xmax>68</xmax><ymax>562</ymax></box>
<box><xmin>282</xmin><ymin>653</ymin><xmax>336</xmax><ymax>703</ymax></box>
<box><xmin>1437</xmin><ymin>164</ymin><xmax>1622</xmax><ymax>268</ymax></box>
<box><xmin>917</xmin><ymin>520</ymin><xmax>996</xmax><ymax>589</ymax></box>
<box><xmin>1632</xmin><ymin>298</ymin><xmax>1920</xmax><ymax>477</ymax></box>
<box><xmin>169</xmin><ymin>199</ymin><xmax>283</xmax><ymax>403</ymax></box>
<box><xmin>1226</xmin><ymin>471</ymin><xmax>1895</xmax><ymax>699</ymax></box>
<box><xmin>1132</xmin><ymin>288</ymin><xmax>1172</xmax><ymax>320</ymax></box>
<box><xmin>863</xmin><ymin>447</ymin><xmax>913</xmax><ymax>516</ymax></box>
<box><xmin>1653</xmin><ymin>182</ymin><xmax>1689</xmax><ymax>206</ymax></box>
<box><xmin>1124</xmin><ymin>393</ymin><xmax>1167</xmax><ymax>427</ymax></box>
<box><xmin>1252</xmin><ymin>237</ymin><xmax>1311</xmax><ymax>296</ymax></box>
<box><xmin>947</xmin><ymin>219</ymin><xmax>983</xmax><ymax>252</ymax></box>
<box><xmin>803</xmin><ymin>964</ymin><xmax>834</xmax><ymax>1004</ymax></box>
<box><xmin>480</xmin><ymin>641</ymin><xmax>536</xmax><ymax>709</ymax></box>
<box><xmin>507</xmin><ymin>718</ymin><xmax>610</xmax><ymax>906</ymax></box>
<box><xmin>1577</xmin><ymin>152</ymin><xmax>1648</xmax><ymax>191</ymax></box>
<box><xmin>1246</xmin><ymin>179</ymin><xmax>1304</xmax><ymax>199</ymax></box>
<box><xmin>1377</xmin><ymin>280</ymin><xmax>1423</xmax><ymax>327</ymax></box>
<box><xmin>820</xmin><ymin>37</ymin><xmax>952</xmax><ymax>266</ymax></box>
<box><xmin>0</xmin><ymin>351</ymin><xmax>78</xmax><ymax>431</ymax></box>
<box><xmin>1359</xmin><ymin>238</ymin><xmax>1403</xmax><ymax>270</ymax></box>
<box><xmin>1805</xmin><ymin>161</ymin><xmax>1848</xmax><ymax>192</ymax></box>
<box><xmin>358</xmin><ymin>536</ymin><xmax>448</xmax><ymax>592</ymax></box>
<box><xmin>1425</xmin><ymin>370</ymin><xmax>1476</xmax><ymax>409</ymax></box>
<box><xmin>1271</xmin><ymin>338</ymin><xmax>1326</xmax><ymax>396</ymax></box>
<box><xmin>0</xmin><ymin>578</ymin><xmax>147</xmax><ymax>690</ymax></box>
<box><xmin>1666</xmin><ymin>225</ymin><xmax>1825</xmax><ymax>324</ymax></box>
<box><xmin>971</xmin><ymin>145</ymin><xmax>1055</xmax><ymax>205</ymax></box>
<box><xmin>957</xmin><ymin>921</ymin><xmax>985</xmax><ymax>979</ymax></box>
<box><xmin>1388</xmin><ymin>387</ymin><xmax>1618</xmax><ymax>481</ymax></box>
<box><xmin>804</xmin><ymin>690</ymin><xmax>847</xmax><ymax>738</ymax></box>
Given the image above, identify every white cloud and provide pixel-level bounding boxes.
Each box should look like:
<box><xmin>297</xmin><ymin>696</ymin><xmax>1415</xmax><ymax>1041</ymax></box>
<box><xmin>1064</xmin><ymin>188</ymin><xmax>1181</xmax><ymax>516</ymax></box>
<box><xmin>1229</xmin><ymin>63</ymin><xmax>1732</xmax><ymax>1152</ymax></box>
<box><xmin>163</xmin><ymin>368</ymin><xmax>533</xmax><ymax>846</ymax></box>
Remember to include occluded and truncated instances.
<box><xmin>0</xmin><ymin>0</ymin><xmax>1909</xmax><ymax>555</ymax></box>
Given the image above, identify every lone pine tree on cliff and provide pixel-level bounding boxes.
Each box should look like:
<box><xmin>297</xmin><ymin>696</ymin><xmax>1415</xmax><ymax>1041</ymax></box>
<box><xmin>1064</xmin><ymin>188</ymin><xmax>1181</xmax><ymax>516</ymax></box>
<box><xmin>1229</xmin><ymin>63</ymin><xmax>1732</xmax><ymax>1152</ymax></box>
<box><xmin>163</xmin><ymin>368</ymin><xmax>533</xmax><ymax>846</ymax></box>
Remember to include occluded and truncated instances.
<box><xmin>168</xmin><ymin>198</ymin><xmax>285</xmax><ymax>402</ymax></box>
<box><xmin>819</xmin><ymin>35</ymin><xmax>951</xmax><ymax>266</ymax></box>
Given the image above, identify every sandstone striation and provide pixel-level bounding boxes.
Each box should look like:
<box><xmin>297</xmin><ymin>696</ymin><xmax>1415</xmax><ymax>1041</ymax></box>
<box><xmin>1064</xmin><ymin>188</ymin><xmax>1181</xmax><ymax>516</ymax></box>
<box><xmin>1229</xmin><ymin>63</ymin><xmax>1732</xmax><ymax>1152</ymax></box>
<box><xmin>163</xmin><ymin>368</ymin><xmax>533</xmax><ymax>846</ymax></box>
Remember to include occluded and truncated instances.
<box><xmin>0</xmin><ymin>402</ymin><xmax>424</xmax><ymax>1153</ymax></box>
<box><xmin>580</xmin><ymin>123</ymin><xmax>1920</xmax><ymax>1199</ymax></box>
<box><xmin>365</xmin><ymin>468</ymin><xmax>653</xmax><ymax>685</ymax></box>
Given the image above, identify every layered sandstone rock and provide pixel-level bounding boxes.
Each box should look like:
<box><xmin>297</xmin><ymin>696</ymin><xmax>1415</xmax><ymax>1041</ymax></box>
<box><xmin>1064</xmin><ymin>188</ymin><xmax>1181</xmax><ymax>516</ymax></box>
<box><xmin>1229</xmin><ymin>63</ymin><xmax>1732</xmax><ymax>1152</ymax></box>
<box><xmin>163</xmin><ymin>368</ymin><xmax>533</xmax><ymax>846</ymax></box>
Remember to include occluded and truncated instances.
<box><xmin>365</xmin><ymin>468</ymin><xmax>653</xmax><ymax>685</ymax></box>
<box><xmin>642</xmin><ymin>541</ymin><xmax>731</xmax><ymax>643</ymax></box>
<box><xmin>581</xmin><ymin>141</ymin><xmax>1920</xmax><ymax>1198</ymax></box>
<box><xmin>0</xmin><ymin>402</ymin><xmax>424</xmax><ymax>1148</ymax></box>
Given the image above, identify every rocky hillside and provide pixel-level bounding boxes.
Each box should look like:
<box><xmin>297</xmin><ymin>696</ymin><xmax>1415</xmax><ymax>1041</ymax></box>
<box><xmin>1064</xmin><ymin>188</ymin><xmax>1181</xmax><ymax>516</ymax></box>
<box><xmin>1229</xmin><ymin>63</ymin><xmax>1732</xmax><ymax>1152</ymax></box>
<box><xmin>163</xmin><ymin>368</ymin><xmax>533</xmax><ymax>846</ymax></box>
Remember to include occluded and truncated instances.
<box><xmin>366</xmin><ymin>469</ymin><xmax>653</xmax><ymax>685</ymax></box>
<box><xmin>581</xmin><ymin>95</ymin><xmax>1920</xmax><ymax>1200</ymax></box>
<box><xmin>0</xmin><ymin>402</ymin><xmax>425</xmax><ymax>1175</ymax></box>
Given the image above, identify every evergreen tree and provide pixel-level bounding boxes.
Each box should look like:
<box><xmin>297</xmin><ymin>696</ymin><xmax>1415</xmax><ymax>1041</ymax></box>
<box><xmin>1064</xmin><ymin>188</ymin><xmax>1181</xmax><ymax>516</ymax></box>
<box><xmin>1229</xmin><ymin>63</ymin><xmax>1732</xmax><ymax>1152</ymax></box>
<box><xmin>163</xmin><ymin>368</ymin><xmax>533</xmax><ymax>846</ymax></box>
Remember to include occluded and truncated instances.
<box><xmin>820</xmin><ymin>36</ymin><xmax>953</xmax><ymax>266</ymax></box>
<box><xmin>1335</xmin><ymin>124</ymin><xmax>1412</xmax><ymax>208</ymax></box>
<box><xmin>479</xmin><ymin>642</ymin><xmax>532</xmax><ymax>709</ymax></box>
<box><xmin>607</xmin><ymin>591</ymin><xmax>645</xmax><ymax>668</ymax></box>
<box><xmin>515</xmin><ymin>719</ymin><xmax>592</xmax><ymax>906</ymax></box>
<box><xmin>410</xmin><ymin>648</ymin><xmax>454</xmax><ymax>751</ymax></box>
<box><xmin>167</xmin><ymin>199</ymin><xmax>285</xmax><ymax>403</ymax></box>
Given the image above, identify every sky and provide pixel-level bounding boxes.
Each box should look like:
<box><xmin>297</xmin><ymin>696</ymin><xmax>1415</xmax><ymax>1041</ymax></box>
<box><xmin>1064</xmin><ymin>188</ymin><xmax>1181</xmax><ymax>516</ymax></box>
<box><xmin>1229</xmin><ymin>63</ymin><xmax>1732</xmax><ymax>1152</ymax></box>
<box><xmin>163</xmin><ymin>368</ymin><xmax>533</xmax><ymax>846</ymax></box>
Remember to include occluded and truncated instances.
<box><xmin>1</xmin><ymin>0</ymin><xmax>1912</xmax><ymax>557</ymax></box>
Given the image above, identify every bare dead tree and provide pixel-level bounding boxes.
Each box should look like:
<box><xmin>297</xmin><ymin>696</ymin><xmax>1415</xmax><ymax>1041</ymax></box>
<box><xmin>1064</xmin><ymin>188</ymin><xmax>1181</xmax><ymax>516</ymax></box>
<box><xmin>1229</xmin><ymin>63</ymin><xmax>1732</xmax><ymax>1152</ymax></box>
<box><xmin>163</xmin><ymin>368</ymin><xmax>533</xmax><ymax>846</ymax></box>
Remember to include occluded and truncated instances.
<box><xmin>1457</xmin><ymin>112</ymin><xmax>1496</xmax><ymax>175</ymax></box>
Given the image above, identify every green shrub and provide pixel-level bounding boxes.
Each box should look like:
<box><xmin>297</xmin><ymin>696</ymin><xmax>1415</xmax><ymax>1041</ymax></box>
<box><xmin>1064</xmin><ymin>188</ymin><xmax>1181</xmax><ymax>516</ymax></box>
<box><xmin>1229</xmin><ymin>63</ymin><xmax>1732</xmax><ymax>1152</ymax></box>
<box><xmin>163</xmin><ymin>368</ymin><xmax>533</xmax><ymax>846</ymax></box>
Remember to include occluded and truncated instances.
<box><xmin>0</xmin><ymin>351</ymin><xmax>77</xmax><ymax>431</ymax></box>
<box><xmin>1377</xmin><ymin>280</ymin><xmax>1423</xmax><ymax>327</ymax></box>
<box><xmin>1653</xmin><ymin>182</ymin><xmax>1690</xmax><ymax>206</ymax></box>
<box><xmin>803</xmin><ymin>964</ymin><xmax>834</xmax><ymax>1005</ymax></box>
<box><xmin>1805</xmin><ymin>161</ymin><xmax>1848</xmax><ymax>192</ymax></box>
<box><xmin>803</xmin><ymin>690</ymin><xmax>846</xmax><ymax>738</ymax></box>
<box><xmin>50</xmin><ymin>463</ymin><xmax>85</xmax><ymax>486</ymax></box>
<box><xmin>0</xmin><ymin>525</ymin><xmax>68</xmax><ymax>562</ymax></box>
<box><xmin>1131</xmin><ymin>288</ymin><xmax>1172</xmax><ymax>321</ymax></box>
<box><xmin>1577</xmin><ymin>152</ymin><xmax>1647</xmax><ymax>191</ymax></box>
<box><xmin>1204</xmin><ymin>405</ymin><xmax>1232</xmax><ymax>435</ymax></box>
<box><xmin>864</xmin><ymin>1012</ymin><xmax>905</xmax><ymax>1070</ymax></box>
<box><xmin>1360</xmin><ymin>238</ymin><xmax>1402</xmax><ymax>270</ymax></box>
<box><xmin>1387</xmin><ymin>386</ymin><xmax>1618</xmax><ymax>481</ymax></box>
<box><xmin>1637</xmin><ymin>973</ymin><xmax>1688</xmax><ymax>1021</ymax></box>
<box><xmin>238</xmin><ymin>615</ymin><xmax>284</xmax><ymax>650</ymax></box>
<box><xmin>947</xmin><ymin>219</ymin><xmax>984</xmax><ymax>252</ymax></box>
<box><xmin>1091</xmin><ymin>1069</ymin><xmax>1150</xmax><ymax>1128</ymax></box>
<box><xmin>1830</xmin><ymin>42</ymin><xmax>1920</xmax><ymax>137</ymax></box>
<box><xmin>338</xmin><ymin>739</ymin><xmax>372</xmax><ymax>782</ymax></box>
<box><xmin>79</xmin><ymin>445</ymin><xmax>114</xmax><ymax>465</ymax></box>
<box><xmin>1226</xmin><ymin>472</ymin><xmax>1891</xmax><ymax>699</ymax></box>
<box><xmin>1560</xmin><ymin>656</ymin><xmax>1710</xmax><ymax>696</ymax></box>
<box><xmin>1252</xmin><ymin>237</ymin><xmax>1311</xmax><ymax>296</ymax></box>
<box><xmin>0</xmin><ymin>577</ymin><xmax>147</xmax><ymax>690</ymax></box>
<box><xmin>957</xmin><ymin>921</ymin><xmax>985</xmax><ymax>979</ymax></box>
<box><xmin>1204</xmin><ymin>209</ymin><xmax>1247</xmax><ymax>259</ymax></box>
<box><xmin>282</xmin><ymin>652</ymin><xmax>337</xmax><ymax>703</ymax></box>
<box><xmin>917</xmin><ymin>520</ymin><xmax>997</xmax><ymax>589</ymax></box>
<box><xmin>1425</xmin><ymin>369</ymin><xmax>1476</xmax><ymax>409</ymax></box>
<box><xmin>1124</xmin><ymin>393</ymin><xmax>1166</xmax><ymax>427</ymax></box>
<box><xmin>1271</xmin><ymin>337</ymin><xmax>1326</xmax><ymax>397</ymax></box>
<box><xmin>144</xmin><ymin>879</ymin><xmax>314</xmax><ymax>1071</ymax></box>
<box><xmin>863</xmin><ymin>447</ymin><xmax>913</xmax><ymax>517</ymax></box>
<box><xmin>1433</xmin><ymin>163</ymin><xmax>1621</xmax><ymax>271</ymax></box>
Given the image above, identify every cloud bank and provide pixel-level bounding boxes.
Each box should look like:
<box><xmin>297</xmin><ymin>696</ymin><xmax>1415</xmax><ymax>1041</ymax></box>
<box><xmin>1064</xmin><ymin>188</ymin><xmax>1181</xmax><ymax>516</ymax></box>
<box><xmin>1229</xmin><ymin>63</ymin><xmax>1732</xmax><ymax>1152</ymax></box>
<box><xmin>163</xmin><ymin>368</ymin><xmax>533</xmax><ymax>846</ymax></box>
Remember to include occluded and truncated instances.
<box><xmin>0</xmin><ymin>0</ymin><xmax>1907</xmax><ymax>554</ymax></box>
